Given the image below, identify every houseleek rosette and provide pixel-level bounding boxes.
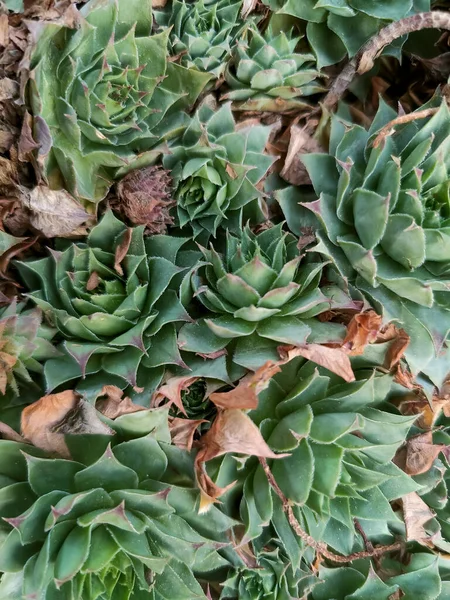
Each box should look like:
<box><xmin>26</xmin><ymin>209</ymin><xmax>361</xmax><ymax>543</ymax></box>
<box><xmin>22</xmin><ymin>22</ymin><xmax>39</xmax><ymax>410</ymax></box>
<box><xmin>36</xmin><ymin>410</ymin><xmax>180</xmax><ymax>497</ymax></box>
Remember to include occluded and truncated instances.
<box><xmin>261</xmin><ymin>0</ymin><xmax>430</xmax><ymax>67</ymax></box>
<box><xmin>0</xmin><ymin>410</ymin><xmax>233</xmax><ymax>599</ymax></box>
<box><xmin>16</xmin><ymin>211</ymin><xmax>191</xmax><ymax>392</ymax></box>
<box><xmin>284</xmin><ymin>100</ymin><xmax>450</xmax><ymax>380</ymax></box>
<box><xmin>222</xmin><ymin>24</ymin><xmax>323</xmax><ymax>111</ymax></box>
<box><xmin>28</xmin><ymin>0</ymin><xmax>211</xmax><ymax>203</ymax></box>
<box><xmin>163</xmin><ymin>103</ymin><xmax>276</xmax><ymax>239</ymax></box>
<box><xmin>156</xmin><ymin>0</ymin><xmax>246</xmax><ymax>80</ymax></box>
<box><xmin>221</xmin><ymin>547</ymin><xmax>316</xmax><ymax>599</ymax></box>
<box><xmin>0</xmin><ymin>300</ymin><xmax>57</xmax><ymax>396</ymax></box>
<box><xmin>179</xmin><ymin>224</ymin><xmax>354</xmax><ymax>370</ymax></box>
<box><xmin>210</xmin><ymin>356</ymin><xmax>418</xmax><ymax>557</ymax></box>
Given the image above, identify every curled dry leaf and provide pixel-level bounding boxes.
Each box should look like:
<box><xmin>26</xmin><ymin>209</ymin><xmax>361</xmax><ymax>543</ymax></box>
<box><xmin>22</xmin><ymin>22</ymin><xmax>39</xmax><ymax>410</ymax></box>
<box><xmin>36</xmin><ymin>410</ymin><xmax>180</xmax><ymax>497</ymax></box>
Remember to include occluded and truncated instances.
<box><xmin>404</xmin><ymin>432</ymin><xmax>446</xmax><ymax>476</ymax></box>
<box><xmin>396</xmin><ymin>389</ymin><xmax>450</xmax><ymax>429</ymax></box>
<box><xmin>0</xmin><ymin>421</ymin><xmax>25</xmax><ymax>442</ymax></box>
<box><xmin>209</xmin><ymin>361</ymin><xmax>281</xmax><ymax>410</ymax></box>
<box><xmin>402</xmin><ymin>492</ymin><xmax>436</xmax><ymax>543</ymax></box>
<box><xmin>343</xmin><ymin>310</ymin><xmax>382</xmax><ymax>355</ymax></box>
<box><xmin>195</xmin><ymin>456</ymin><xmax>236</xmax><ymax>514</ymax></box>
<box><xmin>169</xmin><ymin>417</ymin><xmax>207</xmax><ymax>451</ymax></box>
<box><xmin>151</xmin><ymin>376</ymin><xmax>198</xmax><ymax>416</ymax></box>
<box><xmin>278</xmin><ymin>344</ymin><xmax>355</xmax><ymax>382</ymax></box>
<box><xmin>280</xmin><ymin>124</ymin><xmax>323</xmax><ymax>186</ymax></box>
<box><xmin>114</xmin><ymin>228</ymin><xmax>132</xmax><ymax>276</ymax></box>
<box><xmin>19</xmin><ymin>185</ymin><xmax>90</xmax><ymax>237</ymax></box>
<box><xmin>21</xmin><ymin>390</ymin><xmax>114</xmax><ymax>458</ymax></box>
<box><xmin>95</xmin><ymin>385</ymin><xmax>146</xmax><ymax>420</ymax></box>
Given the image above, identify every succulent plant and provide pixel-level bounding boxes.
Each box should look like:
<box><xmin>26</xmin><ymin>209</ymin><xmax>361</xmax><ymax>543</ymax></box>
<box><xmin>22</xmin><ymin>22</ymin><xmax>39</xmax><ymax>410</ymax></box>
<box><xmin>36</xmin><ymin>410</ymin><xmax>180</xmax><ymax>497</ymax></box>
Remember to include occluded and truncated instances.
<box><xmin>16</xmin><ymin>210</ymin><xmax>191</xmax><ymax>392</ymax></box>
<box><xmin>163</xmin><ymin>103</ymin><xmax>276</xmax><ymax>239</ymax></box>
<box><xmin>155</xmin><ymin>0</ymin><xmax>246</xmax><ymax>80</ymax></box>
<box><xmin>221</xmin><ymin>547</ymin><xmax>316</xmax><ymax>599</ymax></box>
<box><xmin>178</xmin><ymin>223</ymin><xmax>356</xmax><ymax>370</ymax></box>
<box><xmin>222</xmin><ymin>24</ymin><xmax>323</xmax><ymax>112</ymax></box>
<box><xmin>28</xmin><ymin>0</ymin><xmax>211</xmax><ymax>204</ymax></box>
<box><xmin>279</xmin><ymin>99</ymin><xmax>450</xmax><ymax>380</ymax></box>
<box><xmin>261</xmin><ymin>0</ymin><xmax>431</xmax><ymax>67</ymax></box>
<box><xmin>312</xmin><ymin>553</ymin><xmax>442</xmax><ymax>600</ymax></box>
<box><xmin>208</xmin><ymin>356</ymin><xmax>418</xmax><ymax>558</ymax></box>
<box><xmin>0</xmin><ymin>409</ymin><xmax>234</xmax><ymax>599</ymax></box>
<box><xmin>0</xmin><ymin>300</ymin><xmax>57</xmax><ymax>396</ymax></box>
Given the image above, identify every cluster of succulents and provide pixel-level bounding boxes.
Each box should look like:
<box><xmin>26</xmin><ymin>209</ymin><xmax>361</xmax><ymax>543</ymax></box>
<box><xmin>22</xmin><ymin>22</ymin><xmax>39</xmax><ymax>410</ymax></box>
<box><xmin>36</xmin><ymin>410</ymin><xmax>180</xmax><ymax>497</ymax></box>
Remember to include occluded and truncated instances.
<box><xmin>1</xmin><ymin>0</ymin><xmax>450</xmax><ymax>597</ymax></box>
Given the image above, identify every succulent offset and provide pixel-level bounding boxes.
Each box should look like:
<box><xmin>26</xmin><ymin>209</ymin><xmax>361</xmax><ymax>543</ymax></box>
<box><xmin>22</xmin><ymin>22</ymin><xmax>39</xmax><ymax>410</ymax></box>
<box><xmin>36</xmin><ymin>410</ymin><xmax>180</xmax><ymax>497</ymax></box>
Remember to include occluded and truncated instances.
<box><xmin>28</xmin><ymin>0</ymin><xmax>211</xmax><ymax>203</ymax></box>
<box><xmin>156</xmin><ymin>0</ymin><xmax>246</xmax><ymax>80</ymax></box>
<box><xmin>163</xmin><ymin>103</ymin><xmax>275</xmax><ymax>239</ymax></box>
<box><xmin>222</xmin><ymin>24</ymin><xmax>323</xmax><ymax>111</ymax></box>
<box><xmin>0</xmin><ymin>410</ymin><xmax>233</xmax><ymax>599</ymax></box>
<box><xmin>0</xmin><ymin>300</ymin><xmax>57</xmax><ymax>395</ymax></box>
<box><xmin>16</xmin><ymin>211</ymin><xmax>191</xmax><ymax>392</ymax></box>
<box><xmin>261</xmin><ymin>0</ymin><xmax>431</xmax><ymax>67</ymax></box>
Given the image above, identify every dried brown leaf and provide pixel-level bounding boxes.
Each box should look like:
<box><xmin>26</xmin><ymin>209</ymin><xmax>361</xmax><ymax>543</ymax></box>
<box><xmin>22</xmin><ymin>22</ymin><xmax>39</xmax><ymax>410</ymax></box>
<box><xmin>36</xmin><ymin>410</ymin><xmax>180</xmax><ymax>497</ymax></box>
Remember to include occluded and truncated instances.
<box><xmin>210</xmin><ymin>361</ymin><xmax>281</xmax><ymax>410</ymax></box>
<box><xmin>19</xmin><ymin>185</ymin><xmax>89</xmax><ymax>237</ymax></box>
<box><xmin>343</xmin><ymin>310</ymin><xmax>382</xmax><ymax>355</ymax></box>
<box><xmin>0</xmin><ymin>421</ymin><xmax>25</xmax><ymax>442</ymax></box>
<box><xmin>402</xmin><ymin>492</ymin><xmax>435</xmax><ymax>543</ymax></box>
<box><xmin>21</xmin><ymin>390</ymin><xmax>113</xmax><ymax>457</ymax></box>
<box><xmin>404</xmin><ymin>432</ymin><xmax>446</xmax><ymax>476</ymax></box>
<box><xmin>95</xmin><ymin>385</ymin><xmax>146</xmax><ymax>419</ymax></box>
<box><xmin>278</xmin><ymin>344</ymin><xmax>355</xmax><ymax>382</ymax></box>
<box><xmin>195</xmin><ymin>456</ymin><xmax>236</xmax><ymax>513</ymax></box>
<box><xmin>0</xmin><ymin>78</ymin><xmax>19</xmax><ymax>102</ymax></box>
<box><xmin>114</xmin><ymin>227</ymin><xmax>132</xmax><ymax>276</ymax></box>
<box><xmin>151</xmin><ymin>376</ymin><xmax>198</xmax><ymax>416</ymax></box>
<box><xmin>152</xmin><ymin>0</ymin><xmax>168</xmax><ymax>6</ymax></box>
<box><xmin>197</xmin><ymin>409</ymin><xmax>288</xmax><ymax>463</ymax></box>
<box><xmin>86</xmin><ymin>271</ymin><xmax>100</xmax><ymax>292</ymax></box>
<box><xmin>169</xmin><ymin>416</ymin><xmax>206</xmax><ymax>451</ymax></box>
<box><xmin>0</xmin><ymin>14</ymin><xmax>9</xmax><ymax>48</ymax></box>
<box><xmin>280</xmin><ymin>125</ymin><xmax>323</xmax><ymax>186</ymax></box>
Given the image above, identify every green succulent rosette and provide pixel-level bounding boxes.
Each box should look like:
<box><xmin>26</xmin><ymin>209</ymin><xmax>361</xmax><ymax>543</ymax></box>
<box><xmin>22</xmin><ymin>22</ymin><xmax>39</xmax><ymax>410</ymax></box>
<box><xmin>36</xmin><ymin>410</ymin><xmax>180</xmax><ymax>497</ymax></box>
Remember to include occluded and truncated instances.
<box><xmin>0</xmin><ymin>300</ymin><xmax>58</xmax><ymax>396</ymax></box>
<box><xmin>163</xmin><ymin>103</ymin><xmax>276</xmax><ymax>239</ymax></box>
<box><xmin>28</xmin><ymin>0</ymin><xmax>211</xmax><ymax>204</ymax></box>
<box><xmin>16</xmin><ymin>211</ymin><xmax>192</xmax><ymax>393</ymax></box>
<box><xmin>0</xmin><ymin>410</ymin><xmax>234</xmax><ymax>599</ymax></box>
<box><xmin>156</xmin><ymin>0</ymin><xmax>246</xmax><ymax>80</ymax></box>
<box><xmin>261</xmin><ymin>0</ymin><xmax>430</xmax><ymax>67</ymax></box>
<box><xmin>279</xmin><ymin>99</ymin><xmax>450</xmax><ymax>381</ymax></box>
<box><xmin>222</xmin><ymin>24</ymin><xmax>323</xmax><ymax>112</ymax></box>
<box><xmin>209</xmin><ymin>355</ymin><xmax>419</xmax><ymax>560</ymax></box>
<box><xmin>311</xmin><ymin>554</ymin><xmax>442</xmax><ymax>600</ymax></box>
<box><xmin>221</xmin><ymin>547</ymin><xmax>316</xmax><ymax>600</ymax></box>
<box><xmin>178</xmin><ymin>224</ymin><xmax>358</xmax><ymax>370</ymax></box>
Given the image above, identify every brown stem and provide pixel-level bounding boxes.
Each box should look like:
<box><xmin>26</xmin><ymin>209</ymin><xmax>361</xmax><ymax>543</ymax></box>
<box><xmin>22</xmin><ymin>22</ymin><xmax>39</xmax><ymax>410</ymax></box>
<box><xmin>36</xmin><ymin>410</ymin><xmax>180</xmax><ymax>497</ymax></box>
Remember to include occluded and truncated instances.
<box><xmin>323</xmin><ymin>11</ymin><xmax>450</xmax><ymax>110</ymax></box>
<box><xmin>372</xmin><ymin>108</ymin><xmax>440</xmax><ymax>148</ymax></box>
<box><xmin>259</xmin><ymin>458</ymin><xmax>402</xmax><ymax>564</ymax></box>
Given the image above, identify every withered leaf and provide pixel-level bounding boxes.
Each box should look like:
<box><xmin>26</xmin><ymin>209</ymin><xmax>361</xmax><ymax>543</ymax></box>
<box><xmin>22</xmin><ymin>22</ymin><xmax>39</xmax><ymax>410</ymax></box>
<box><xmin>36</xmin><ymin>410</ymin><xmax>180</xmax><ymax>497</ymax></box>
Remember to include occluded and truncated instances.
<box><xmin>114</xmin><ymin>227</ymin><xmax>132</xmax><ymax>276</ymax></box>
<box><xmin>197</xmin><ymin>409</ymin><xmax>288</xmax><ymax>463</ymax></box>
<box><xmin>151</xmin><ymin>376</ymin><xmax>198</xmax><ymax>416</ymax></box>
<box><xmin>19</xmin><ymin>186</ymin><xmax>89</xmax><ymax>237</ymax></box>
<box><xmin>0</xmin><ymin>421</ymin><xmax>25</xmax><ymax>442</ymax></box>
<box><xmin>210</xmin><ymin>361</ymin><xmax>281</xmax><ymax>410</ymax></box>
<box><xmin>280</xmin><ymin>124</ymin><xmax>323</xmax><ymax>186</ymax></box>
<box><xmin>195</xmin><ymin>455</ymin><xmax>236</xmax><ymax>514</ymax></box>
<box><xmin>21</xmin><ymin>391</ymin><xmax>113</xmax><ymax>458</ymax></box>
<box><xmin>278</xmin><ymin>344</ymin><xmax>355</xmax><ymax>382</ymax></box>
<box><xmin>402</xmin><ymin>492</ymin><xmax>435</xmax><ymax>543</ymax></box>
<box><xmin>86</xmin><ymin>271</ymin><xmax>100</xmax><ymax>292</ymax></box>
<box><xmin>169</xmin><ymin>417</ymin><xmax>206</xmax><ymax>451</ymax></box>
<box><xmin>343</xmin><ymin>310</ymin><xmax>382</xmax><ymax>355</ymax></box>
<box><xmin>404</xmin><ymin>432</ymin><xmax>446</xmax><ymax>476</ymax></box>
<box><xmin>95</xmin><ymin>385</ymin><xmax>146</xmax><ymax>419</ymax></box>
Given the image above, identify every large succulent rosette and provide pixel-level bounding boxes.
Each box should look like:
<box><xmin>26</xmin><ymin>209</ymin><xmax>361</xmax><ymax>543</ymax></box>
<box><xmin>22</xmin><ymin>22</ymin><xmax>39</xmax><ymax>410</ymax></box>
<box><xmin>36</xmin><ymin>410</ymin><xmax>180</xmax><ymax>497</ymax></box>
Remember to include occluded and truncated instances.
<box><xmin>156</xmin><ymin>0</ymin><xmax>246</xmax><ymax>80</ymax></box>
<box><xmin>0</xmin><ymin>410</ymin><xmax>233</xmax><ymax>599</ymax></box>
<box><xmin>261</xmin><ymin>0</ymin><xmax>430</xmax><ymax>67</ymax></box>
<box><xmin>16</xmin><ymin>211</ymin><xmax>191</xmax><ymax>393</ymax></box>
<box><xmin>28</xmin><ymin>0</ymin><xmax>211</xmax><ymax>203</ymax></box>
<box><xmin>163</xmin><ymin>103</ymin><xmax>276</xmax><ymax>239</ymax></box>
<box><xmin>209</xmin><ymin>355</ymin><xmax>419</xmax><ymax>558</ymax></box>
<box><xmin>279</xmin><ymin>100</ymin><xmax>450</xmax><ymax>380</ymax></box>
<box><xmin>179</xmin><ymin>224</ymin><xmax>357</xmax><ymax>370</ymax></box>
<box><xmin>222</xmin><ymin>24</ymin><xmax>323</xmax><ymax>112</ymax></box>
